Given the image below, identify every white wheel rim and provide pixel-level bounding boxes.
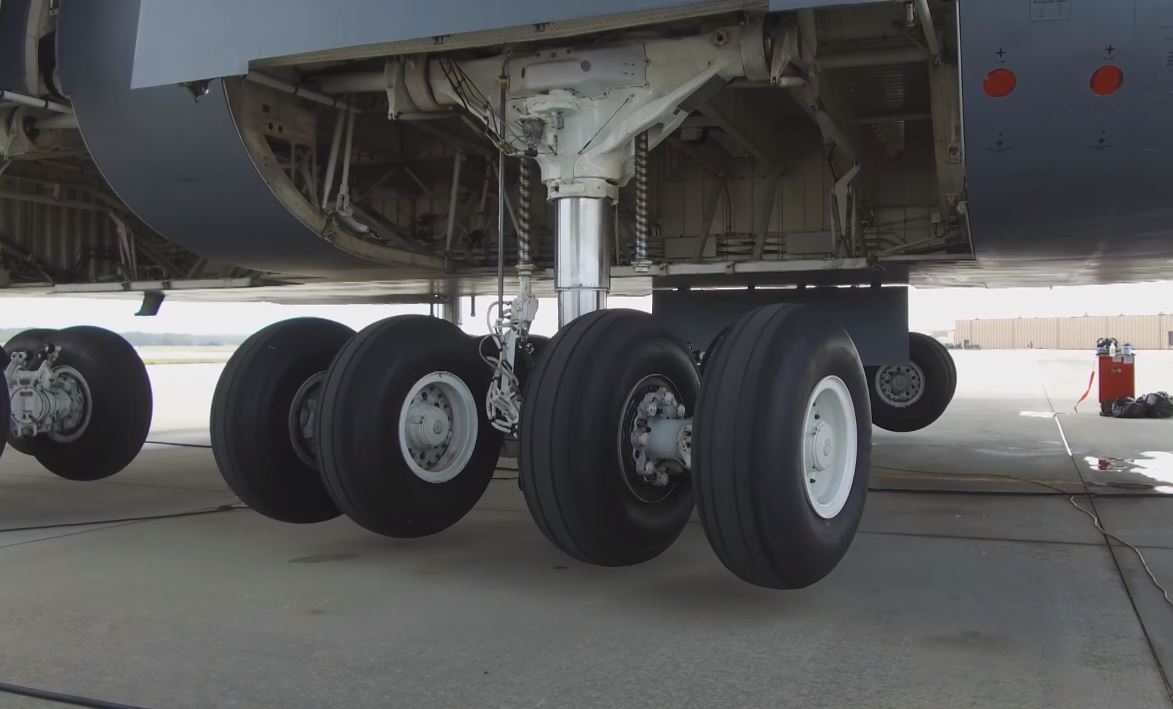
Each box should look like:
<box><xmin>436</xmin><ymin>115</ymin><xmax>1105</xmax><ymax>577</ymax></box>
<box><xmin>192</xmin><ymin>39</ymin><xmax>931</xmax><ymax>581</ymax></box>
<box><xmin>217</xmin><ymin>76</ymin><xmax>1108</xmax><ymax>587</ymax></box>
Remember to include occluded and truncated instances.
<box><xmin>874</xmin><ymin>362</ymin><xmax>926</xmax><ymax>409</ymax></box>
<box><xmin>802</xmin><ymin>375</ymin><xmax>858</xmax><ymax>520</ymax></box>
<box><xmin>398</xmin><ymin>372</ymin><xmax>479</xmax><ymax>484</ymax></box>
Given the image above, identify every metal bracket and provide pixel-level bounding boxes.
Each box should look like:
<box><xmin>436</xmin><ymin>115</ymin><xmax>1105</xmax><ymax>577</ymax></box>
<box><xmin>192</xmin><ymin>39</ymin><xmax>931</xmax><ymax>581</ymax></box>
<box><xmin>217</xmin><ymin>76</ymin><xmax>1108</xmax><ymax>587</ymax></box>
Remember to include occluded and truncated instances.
<box><xmin>831</xmin><ymin>164</ymin><xmax>861</xmax><ymax>257</ymax></box>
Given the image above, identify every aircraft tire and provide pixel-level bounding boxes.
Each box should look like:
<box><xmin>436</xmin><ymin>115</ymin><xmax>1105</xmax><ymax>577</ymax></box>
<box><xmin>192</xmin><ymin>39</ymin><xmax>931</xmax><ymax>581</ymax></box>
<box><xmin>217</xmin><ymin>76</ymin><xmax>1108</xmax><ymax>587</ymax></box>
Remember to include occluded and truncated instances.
<box><xmin>0</xmin><ymin>350</ymin><xmax>6</xmax><ymax>461</ymax></box>
<box><xmin>867</xmin><ymin>332</ymin><xmax>957</xmax><ymax>433</ymax></box>
<box><xmin>3</xmin><ymin>328</ymin><xmax>58</xmax><ymax>456</ymax></box>
<box><xmin>317</xmin><ymin>316</ymin><xmax>501</xmax><ymax>537</ymax></box>
<box><xmin>519</xmin><ymin>310</ymin><xmax>697</xmax><ymax>567</ymax></box>
<box><xmin>693</xmin><ymin>304</ymin><xmax>871</xmax><ymax>589</ymax></box>
<box><xmin>211</xmin><ymin>318</ymin><xmax>351</xmax><ymax>523</ymax></box>
<box><xmin>31</xmin><ymin>326</ymin><xmax>153</xmax><ymax>481</ymax></box>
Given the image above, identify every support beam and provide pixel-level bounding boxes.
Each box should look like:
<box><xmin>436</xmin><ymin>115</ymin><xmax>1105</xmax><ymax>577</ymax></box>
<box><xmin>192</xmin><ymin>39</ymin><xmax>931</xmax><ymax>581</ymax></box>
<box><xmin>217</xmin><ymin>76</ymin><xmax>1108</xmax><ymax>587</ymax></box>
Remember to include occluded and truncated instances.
<box><xmin>786</xmin><ymin>9</ymin><xmax>859</xmax><ymax>165</ymax></box>
<box><xmin>245</xmin><ymin>72</ymin><xmax>358</xmax><ymax>112</ymax></box>
<box><xmin>819</xmin><ymin>47</ymin><xmax>927</xmax><ymax>70</ymax></box>
<box><xmin>444</xmin><ymin>152</ymin><xmax>465</xmax><ymax>255</ymax></box>
<box><xmin>0</xmin><ymin>88</ymin><xmax>72</xmax><ymax>114</ymax></box>
<box><xmin>697</xmin><ymin>98</ymin><xmax>782</xmax><ymax>173</ymax></box>
<box><xmin>753</xmin><ymin>172</ymin><xmax>783</xmax><ymax>261</ymax></box>
<box><xmin>929</xmin><ymin>61</ymin><xmax>966</xmax><ymax>224</ymax></box>
<box><xmin>692</xmin><ymin>176</ymin><xmax>728</xmax><ymax>262</ymax></box>
<box><xmin>854</xmin><ymin>112</ymin><xmax>932</xmax><ymax>125</ymax></box>
<box><xmin>913</xmin><ymin>0</ymin><xmax>943</xmax><ymax>61</ymax></box>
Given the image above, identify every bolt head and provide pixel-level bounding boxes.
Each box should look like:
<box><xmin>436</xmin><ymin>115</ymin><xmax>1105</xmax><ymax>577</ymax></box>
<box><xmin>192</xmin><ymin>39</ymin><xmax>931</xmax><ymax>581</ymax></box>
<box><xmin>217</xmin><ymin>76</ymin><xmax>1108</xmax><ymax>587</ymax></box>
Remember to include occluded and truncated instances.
<box><xmin>646</xmin><ymin>403</ymin><xmax>659</xmax><ymax>416</ymax></box>
<box><xmin>638</xmin><ymin>432</ymin><xmax>649</xmax><ymax>446</ymax></box>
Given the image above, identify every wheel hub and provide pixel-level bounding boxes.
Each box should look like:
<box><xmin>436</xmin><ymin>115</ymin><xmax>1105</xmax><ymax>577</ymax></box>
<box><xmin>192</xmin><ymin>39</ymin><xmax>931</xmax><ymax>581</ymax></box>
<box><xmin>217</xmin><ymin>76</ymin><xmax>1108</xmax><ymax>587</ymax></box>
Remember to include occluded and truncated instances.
<box><xmin>6</xmin><ymin>351</ymin><xmax>91</xmax><ymax>442</ymax></box>
<box><xmin>802</xmin><ymin>375</ymin><xmax>859</xmax><ymax>520</ymax></box>
<box><xmin>397</xmin><ymin>373</ymin><xmax>478</xmax><ymax>484</ymax></box>
<box><xmin>874</xmin><ymin>362</ymin><xmax>926</xmax><ymax>408</ymax></box>
<box><xmin>623</xmin><ymin>377</ymin><xmax>691</xmax><ymax>493</ymax></box>
<box><xmin>287</xmin><ymin>371</ymin><xmax>326</xmax><ymax>468</ymax></box>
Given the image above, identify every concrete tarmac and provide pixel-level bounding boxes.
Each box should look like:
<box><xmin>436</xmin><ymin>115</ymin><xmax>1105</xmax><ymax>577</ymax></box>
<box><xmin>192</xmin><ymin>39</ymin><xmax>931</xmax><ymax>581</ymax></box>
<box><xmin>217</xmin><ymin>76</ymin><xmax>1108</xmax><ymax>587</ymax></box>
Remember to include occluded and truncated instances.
<box><xmin>1</xmin><ymin>351</ymin><xmax>1171</xmax><ymax>708</ymax></box>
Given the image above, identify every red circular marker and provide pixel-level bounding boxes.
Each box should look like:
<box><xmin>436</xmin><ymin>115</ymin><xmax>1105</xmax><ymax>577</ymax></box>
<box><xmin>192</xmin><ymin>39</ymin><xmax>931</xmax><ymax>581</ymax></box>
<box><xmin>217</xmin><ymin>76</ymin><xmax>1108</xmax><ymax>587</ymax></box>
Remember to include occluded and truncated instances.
<box><xmin>983</xmin><ymin>68</ymin><xmax>1017</xmax><ymax>98</ymax></box>
<box><xmin>1090</xmin><ymin>65</ymin><xmax>1124</xmax><ymax>96</ymax></box>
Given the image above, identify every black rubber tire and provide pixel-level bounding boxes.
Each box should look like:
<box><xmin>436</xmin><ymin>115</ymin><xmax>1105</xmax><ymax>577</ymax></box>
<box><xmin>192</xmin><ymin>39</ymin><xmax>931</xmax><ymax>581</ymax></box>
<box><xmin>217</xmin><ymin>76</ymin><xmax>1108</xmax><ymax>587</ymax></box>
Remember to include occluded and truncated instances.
<box><xmin>866</xmin><ymin>332</ymin><xmax>957</xmax><ymax>433</ymax></box>
<box><xmin>211</xmin><ymin>318</ymin><xmax>353</xmax><ymax>524</ymax></box>
<box><xmin>700</xmin><ymin>325</ymin><xmax>731</xmax><ymax>375</ymax></box>
<box><xmin>694</xmin><ymin>304</ymin><xmax>871</xmax><ymax>589</ymax></box>
<box><xmin>520</xmin><ymin>310</ymin><xmax>698</xmax><ymax>567</ymax></box>
<box><xmin>317</xmin><ymin>315</ymin><xmax>502</xmax><ymax>538</ymax></box>
<box><xmin>0</xmin><ymin>355</ymin><xmax>6</xmax><ymax>460</ymax></box>
<box><xmin>3</xmin><ymin>328</ymin><xmax>57</xmax><ymax>456</ymax></box>
<box><xmin>30</xmin><ymin>326</ymin><xmax>152</xmax><ymax>481</ymax></box>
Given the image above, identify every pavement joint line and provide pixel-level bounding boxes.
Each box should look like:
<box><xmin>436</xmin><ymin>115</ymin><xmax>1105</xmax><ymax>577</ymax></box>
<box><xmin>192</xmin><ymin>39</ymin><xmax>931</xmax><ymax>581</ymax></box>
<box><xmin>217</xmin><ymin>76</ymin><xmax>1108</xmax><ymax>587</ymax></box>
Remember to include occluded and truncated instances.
<box><xmin>466</xmin><ymin>506</ymin><xmax>1168</xmax><ymax>550</ymax></box>
<box><xmin>0</xmin><ymin>470</ymin><xmax>231</xmax><ymax>494</ymax></box>
<box><xmin>856</xmin><ymin>528</ymin><xmax>1173</xmax><ymax>550</ymax></box>
<box><xmin>0</xmin><ymin>520</ymin><xmax>146</xmax><ymax>551</ymax></box>
<box><xmin>1047</xmin><ymin>383</ymin><xmax>1173</xmax><ymax>703</ymax></box>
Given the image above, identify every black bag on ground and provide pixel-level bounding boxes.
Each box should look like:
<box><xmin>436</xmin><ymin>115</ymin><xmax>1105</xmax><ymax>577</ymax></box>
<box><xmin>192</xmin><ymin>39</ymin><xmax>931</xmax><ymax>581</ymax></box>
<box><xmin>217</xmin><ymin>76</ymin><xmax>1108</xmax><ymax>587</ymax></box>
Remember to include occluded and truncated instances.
<box><xmin>1104</xmin><ymin>392</ymin><xmax>1173</xmax><ymax>419</ymax></box>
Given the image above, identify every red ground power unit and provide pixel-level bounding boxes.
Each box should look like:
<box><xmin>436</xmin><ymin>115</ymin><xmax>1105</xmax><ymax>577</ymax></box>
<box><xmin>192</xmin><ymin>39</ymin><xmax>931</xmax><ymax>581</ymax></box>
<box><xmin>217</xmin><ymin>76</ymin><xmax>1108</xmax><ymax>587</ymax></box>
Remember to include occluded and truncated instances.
<box><xmin>1098</xmin><ymin>350</ymin><xmax>1136</xmax><ymax>414</ymax></box>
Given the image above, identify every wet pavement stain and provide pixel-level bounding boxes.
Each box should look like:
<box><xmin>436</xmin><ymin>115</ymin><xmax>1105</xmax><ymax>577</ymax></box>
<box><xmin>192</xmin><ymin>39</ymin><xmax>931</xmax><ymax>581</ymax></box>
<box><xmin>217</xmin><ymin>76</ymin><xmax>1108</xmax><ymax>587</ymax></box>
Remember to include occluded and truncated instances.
<box><xmin>288</xmin><ymin>553</ymin><xmax>359</xmax><ymax>564</ymax></box>
<box><xmin>1085</xmin><ymin>451</ymin><xmax>1173</xmax><ymax>494</ymax></box>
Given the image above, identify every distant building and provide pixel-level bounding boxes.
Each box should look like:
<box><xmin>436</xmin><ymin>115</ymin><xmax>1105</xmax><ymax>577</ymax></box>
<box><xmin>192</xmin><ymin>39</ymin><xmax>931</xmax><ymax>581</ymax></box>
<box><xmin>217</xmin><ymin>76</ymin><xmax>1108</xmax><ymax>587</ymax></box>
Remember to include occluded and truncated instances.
<box><xmin>955</xmin><ymin>315</ymin><xmax>1173</xmax><ymax>350</ymax></box>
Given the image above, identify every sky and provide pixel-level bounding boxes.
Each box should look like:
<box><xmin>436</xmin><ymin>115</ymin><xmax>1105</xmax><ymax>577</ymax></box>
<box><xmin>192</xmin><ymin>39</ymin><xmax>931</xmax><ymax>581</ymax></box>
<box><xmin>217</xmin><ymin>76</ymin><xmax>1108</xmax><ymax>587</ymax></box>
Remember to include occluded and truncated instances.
<box><xmin>1</xmin><ymin>282</ymin><xmax>1170</xmax><ymax>338</ymax></box>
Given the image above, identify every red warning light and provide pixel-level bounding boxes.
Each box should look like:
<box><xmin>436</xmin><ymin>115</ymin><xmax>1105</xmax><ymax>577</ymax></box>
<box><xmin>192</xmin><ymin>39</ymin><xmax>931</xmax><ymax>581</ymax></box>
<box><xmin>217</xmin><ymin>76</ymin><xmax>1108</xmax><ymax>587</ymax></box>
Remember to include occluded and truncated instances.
<box><xmin>1090</xmin><ymin>65</ymin><xmax>1124</xmax><ymax>96</ymax></box>
<box><xmin>983</xmin><ymin>68</ymin><xmax>1017</xmax><ymax>98</ymax></box>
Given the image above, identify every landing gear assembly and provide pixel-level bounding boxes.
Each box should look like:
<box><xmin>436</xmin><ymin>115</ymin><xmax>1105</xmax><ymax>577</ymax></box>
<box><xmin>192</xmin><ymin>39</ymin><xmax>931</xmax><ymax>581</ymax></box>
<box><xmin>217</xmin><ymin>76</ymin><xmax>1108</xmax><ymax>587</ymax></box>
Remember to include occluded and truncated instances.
<box><xmin>867</xmin><ymin>333</ymin><xmax>957</xmax><ymax>433</ymax></box>
<box><xmin>206</xmin><ymin>19</ymin><xmax>931</xmax><ymax>589</ymax></box>
<box><xmin>3</xmin><ymin>327</ymin><xmax>152</xmax><ymax>480</ymax></box>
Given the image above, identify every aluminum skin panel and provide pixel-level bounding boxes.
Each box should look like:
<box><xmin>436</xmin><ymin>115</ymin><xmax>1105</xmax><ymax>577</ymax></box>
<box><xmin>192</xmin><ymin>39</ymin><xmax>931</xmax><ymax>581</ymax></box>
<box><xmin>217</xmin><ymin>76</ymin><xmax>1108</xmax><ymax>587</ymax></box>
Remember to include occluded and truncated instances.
<box><xmin>130</xmin><ymin>0</ymin><xmax>730</xmax><ymax>89</ymax></box>
<box><xmin>960</xmin><ymin>0</ymin><xmax>1173</xmax><ymax>284</ymax></box>
<box><xmin>0</xmin><ymin>0</ymin><xmax>37</xmax><ymax>94</ymax></box>
<box><xmin>57</xmin><ymin>0</ymin><xmax>388</xmax><ymax>278</ymax></box>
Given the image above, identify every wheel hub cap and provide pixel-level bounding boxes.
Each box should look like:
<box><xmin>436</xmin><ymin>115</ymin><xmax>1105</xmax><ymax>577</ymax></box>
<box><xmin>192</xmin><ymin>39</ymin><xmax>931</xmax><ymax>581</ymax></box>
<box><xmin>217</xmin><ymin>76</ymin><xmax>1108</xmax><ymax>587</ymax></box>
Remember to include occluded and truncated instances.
<box><xmin>808</xmin><ymin>421</ymin><xmax>834</xmax><ymax>472</ymax></box>
<box><xmin>406</xmin><ymin>400</ymin><xmax>452</xmax><ymax>449</ymax></box>
<box><xmin>398</xmin><ymin>373</ymin><xmax>479</xmax><ymax>484</ymax></box>
<box><xmin>802</xmin><ymin>375</ymin><xmax>859</xmax><ymax>520</ymax></box>
<box><xmin>875</xmin><ymin>362</ymin><xmax>926</xmax><ymax>408</ymax></box>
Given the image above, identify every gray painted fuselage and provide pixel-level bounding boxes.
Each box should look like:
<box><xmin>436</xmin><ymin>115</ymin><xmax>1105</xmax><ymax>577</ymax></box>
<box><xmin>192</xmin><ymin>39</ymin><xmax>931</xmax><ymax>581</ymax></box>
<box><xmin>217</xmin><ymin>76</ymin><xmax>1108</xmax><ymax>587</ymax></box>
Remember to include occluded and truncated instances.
<box><xmin>54</xmin><ymin>0</ymin><xmax>1173</xmax><ymax>286</ymax></box>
